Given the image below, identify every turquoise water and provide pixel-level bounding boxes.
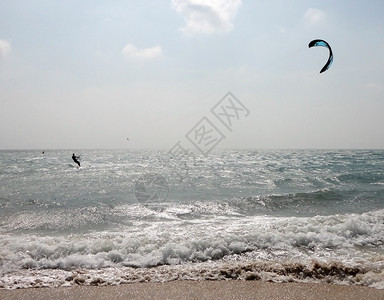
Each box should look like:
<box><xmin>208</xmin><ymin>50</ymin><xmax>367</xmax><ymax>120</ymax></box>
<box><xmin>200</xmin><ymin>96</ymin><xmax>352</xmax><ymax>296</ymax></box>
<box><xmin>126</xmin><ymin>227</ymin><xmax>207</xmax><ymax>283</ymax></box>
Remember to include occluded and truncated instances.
<box><xmin>0</xmin><ymin>150</ymin><xmax>383</xmax><ymax>289</ymax></box>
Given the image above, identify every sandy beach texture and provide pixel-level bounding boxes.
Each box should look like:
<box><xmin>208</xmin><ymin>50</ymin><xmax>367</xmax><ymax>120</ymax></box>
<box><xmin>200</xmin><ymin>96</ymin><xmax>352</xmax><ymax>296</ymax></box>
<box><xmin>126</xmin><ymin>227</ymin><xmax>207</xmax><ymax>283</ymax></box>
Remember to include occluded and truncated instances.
<box><xmin>1</xmin><ymin>281</ymin><xmax>383</xmax><ymax>300</ymax></box>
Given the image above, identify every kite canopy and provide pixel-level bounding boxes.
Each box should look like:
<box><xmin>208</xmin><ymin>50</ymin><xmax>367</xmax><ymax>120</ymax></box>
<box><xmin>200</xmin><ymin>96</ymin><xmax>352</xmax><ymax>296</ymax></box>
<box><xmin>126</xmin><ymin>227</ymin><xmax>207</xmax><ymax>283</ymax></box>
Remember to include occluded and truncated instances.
<box><xmin>308</xmin><ymin>39</ymin><xmax>333</xmax><ymax>73</ymax></box>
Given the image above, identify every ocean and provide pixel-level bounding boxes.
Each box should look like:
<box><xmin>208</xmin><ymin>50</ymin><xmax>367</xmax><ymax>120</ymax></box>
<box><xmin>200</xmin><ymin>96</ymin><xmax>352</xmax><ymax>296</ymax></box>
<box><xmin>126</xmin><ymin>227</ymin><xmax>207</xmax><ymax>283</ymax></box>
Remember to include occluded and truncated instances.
<box><xmin>0</xmin><ymin>149</ymin><xmax>383</xmax><ymax>289</ymax></box>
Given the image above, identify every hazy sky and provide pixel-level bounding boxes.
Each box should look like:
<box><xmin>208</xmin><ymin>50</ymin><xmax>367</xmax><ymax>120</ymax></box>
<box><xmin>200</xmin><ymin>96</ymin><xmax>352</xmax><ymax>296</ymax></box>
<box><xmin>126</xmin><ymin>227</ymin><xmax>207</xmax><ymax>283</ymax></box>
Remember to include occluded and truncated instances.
<box><xmin>1</xmin><ymin>0</ymin><xmax>383</xmax><ymax>150</ymax></box>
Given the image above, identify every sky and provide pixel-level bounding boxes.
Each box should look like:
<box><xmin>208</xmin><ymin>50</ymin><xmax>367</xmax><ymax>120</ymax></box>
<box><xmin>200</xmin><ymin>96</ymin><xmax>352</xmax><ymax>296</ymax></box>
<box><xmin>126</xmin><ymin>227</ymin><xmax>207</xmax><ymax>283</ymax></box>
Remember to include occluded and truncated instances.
<box><xmin>0</xmin><ymin>0</ymin><xmax>384</xmax><ymax>150</ymax></box>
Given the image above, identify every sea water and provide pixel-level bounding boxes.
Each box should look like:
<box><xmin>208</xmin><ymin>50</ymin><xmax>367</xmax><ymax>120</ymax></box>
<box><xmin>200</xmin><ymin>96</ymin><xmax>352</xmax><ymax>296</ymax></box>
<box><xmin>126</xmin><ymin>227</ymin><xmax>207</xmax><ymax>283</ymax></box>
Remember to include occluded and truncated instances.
<box><xmin>0</xmin><ymin>149</ymin><xmax>383</xmax><ymax>289</ymax></box>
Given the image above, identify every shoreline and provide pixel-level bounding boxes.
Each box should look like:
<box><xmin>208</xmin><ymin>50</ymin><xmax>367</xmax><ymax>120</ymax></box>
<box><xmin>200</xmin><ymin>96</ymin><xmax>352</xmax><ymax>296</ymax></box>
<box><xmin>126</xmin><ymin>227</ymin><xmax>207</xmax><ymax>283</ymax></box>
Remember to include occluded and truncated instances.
<box><xmin>1</xmin><ymin>281</ymin><xmax>384</xmax><ymax>300</ymax></box>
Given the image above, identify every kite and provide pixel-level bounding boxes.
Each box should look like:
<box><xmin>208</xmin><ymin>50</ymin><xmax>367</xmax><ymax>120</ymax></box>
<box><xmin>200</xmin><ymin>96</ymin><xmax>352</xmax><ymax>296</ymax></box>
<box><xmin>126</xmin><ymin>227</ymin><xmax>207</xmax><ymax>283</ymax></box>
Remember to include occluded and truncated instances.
<box><xmin>308</xmin><ymin>39</ymin><xmax>333</xmax><ymax>73</ymax></box>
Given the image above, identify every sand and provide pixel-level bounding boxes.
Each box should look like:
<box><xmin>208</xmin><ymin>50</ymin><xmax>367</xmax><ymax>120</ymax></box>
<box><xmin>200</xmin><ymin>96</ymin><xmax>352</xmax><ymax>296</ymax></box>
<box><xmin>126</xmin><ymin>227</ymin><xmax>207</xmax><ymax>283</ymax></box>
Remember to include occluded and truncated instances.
<box><xmin>1</xmin><ymin>281</ymin><xmax>383</xmax><ymax>300</ymax></box>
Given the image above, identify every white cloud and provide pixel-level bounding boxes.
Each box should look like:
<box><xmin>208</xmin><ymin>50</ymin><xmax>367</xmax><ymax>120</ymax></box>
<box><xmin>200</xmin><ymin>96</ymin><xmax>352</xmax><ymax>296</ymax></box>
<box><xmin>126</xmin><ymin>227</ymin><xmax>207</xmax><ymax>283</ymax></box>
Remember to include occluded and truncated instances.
<box><xmin>0</xmin><ymin>39</ymin><xmax>11</xmax><ymax>59</ymax></box>
<box><xmin>303</xmin><ymin>8</ymin><xmax>326</xmax><ymax>26</ymax></box>
<box><xmin>121</xmin><ymin>44</ymin><xmax>162</xmax><ymax>60</ymax></box>
<box><xmin>172</xmin><ymin>0</ymin><xmax>242</xmax><ymax>35</ymax></box>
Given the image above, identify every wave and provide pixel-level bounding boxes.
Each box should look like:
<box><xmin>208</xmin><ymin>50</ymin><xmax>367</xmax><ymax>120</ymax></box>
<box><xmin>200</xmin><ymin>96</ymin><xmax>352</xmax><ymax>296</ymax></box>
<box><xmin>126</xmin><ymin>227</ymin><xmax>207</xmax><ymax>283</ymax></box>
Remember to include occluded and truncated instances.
<box><xmin>229</xmin><ymin>187</ymin><xmax>384</xmax><ymax>217</ymax></box>
<box><xmin>1</xmin><ymin>209</ymin><xmax>383</xmax><ymax>272</ymax></box>
<box><xmin>1</xmin><ymin>190</ymin><xmax>383</xmax><ymax>232</ymax></box>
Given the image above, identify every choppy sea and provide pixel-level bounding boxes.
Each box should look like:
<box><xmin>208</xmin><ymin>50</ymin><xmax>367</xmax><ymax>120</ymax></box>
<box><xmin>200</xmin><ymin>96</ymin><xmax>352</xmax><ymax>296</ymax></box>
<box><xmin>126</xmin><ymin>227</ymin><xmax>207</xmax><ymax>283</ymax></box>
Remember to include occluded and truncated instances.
<box><xmin>0</xmin><ymin>149</ymin><xmax>383</xmax><ymax>289</ymax></box>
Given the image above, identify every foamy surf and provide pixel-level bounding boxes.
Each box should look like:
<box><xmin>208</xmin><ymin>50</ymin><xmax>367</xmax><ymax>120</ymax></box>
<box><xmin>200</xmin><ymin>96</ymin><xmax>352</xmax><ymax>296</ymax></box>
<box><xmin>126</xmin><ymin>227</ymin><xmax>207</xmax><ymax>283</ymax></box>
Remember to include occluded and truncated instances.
<box><xmin>1</xmin><ymin>258</ymin><xmax>384</xmax><ymax>290</ymax></box>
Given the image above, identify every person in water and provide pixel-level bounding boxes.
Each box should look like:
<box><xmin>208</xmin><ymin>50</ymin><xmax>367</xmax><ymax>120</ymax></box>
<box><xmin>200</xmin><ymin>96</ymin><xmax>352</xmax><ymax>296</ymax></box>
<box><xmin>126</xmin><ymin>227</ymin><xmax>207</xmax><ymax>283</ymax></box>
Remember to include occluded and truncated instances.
<box><xmin>72</xmin><ymin>153</ymin><xmax>81</xmax><ymax>167</ymax></box>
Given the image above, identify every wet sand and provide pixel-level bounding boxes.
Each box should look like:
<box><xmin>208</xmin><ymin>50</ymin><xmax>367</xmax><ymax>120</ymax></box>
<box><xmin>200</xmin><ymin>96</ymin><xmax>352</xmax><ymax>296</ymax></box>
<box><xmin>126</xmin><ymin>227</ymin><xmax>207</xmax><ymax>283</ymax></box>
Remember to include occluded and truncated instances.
<box><xmin>1</xmin><ymin>281</ymin><xmax>383</xmax><ymax>300</ymax></box>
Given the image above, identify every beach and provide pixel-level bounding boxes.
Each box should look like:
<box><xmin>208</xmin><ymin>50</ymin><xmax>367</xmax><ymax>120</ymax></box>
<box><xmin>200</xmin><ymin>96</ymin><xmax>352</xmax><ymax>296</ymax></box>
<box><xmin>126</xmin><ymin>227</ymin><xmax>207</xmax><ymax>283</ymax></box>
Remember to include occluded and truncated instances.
<box><xmin>1</xmin><ymin>281</ymin><xmax>384</xmax><ymax>300</ymax></box>
<box><xmin>2</xmin><ymin>0</ymin><xmax>384</xmax><ymax>298</ymax></box>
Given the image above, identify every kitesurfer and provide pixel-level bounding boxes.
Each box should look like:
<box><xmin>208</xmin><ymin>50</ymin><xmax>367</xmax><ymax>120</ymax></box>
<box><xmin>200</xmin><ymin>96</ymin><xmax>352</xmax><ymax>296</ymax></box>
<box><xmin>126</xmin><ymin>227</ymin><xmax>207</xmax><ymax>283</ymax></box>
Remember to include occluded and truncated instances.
<box><xmin>72</xmin><ymin>153</ymin><xmax>81</xmax><ymax>167</ymax></box>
